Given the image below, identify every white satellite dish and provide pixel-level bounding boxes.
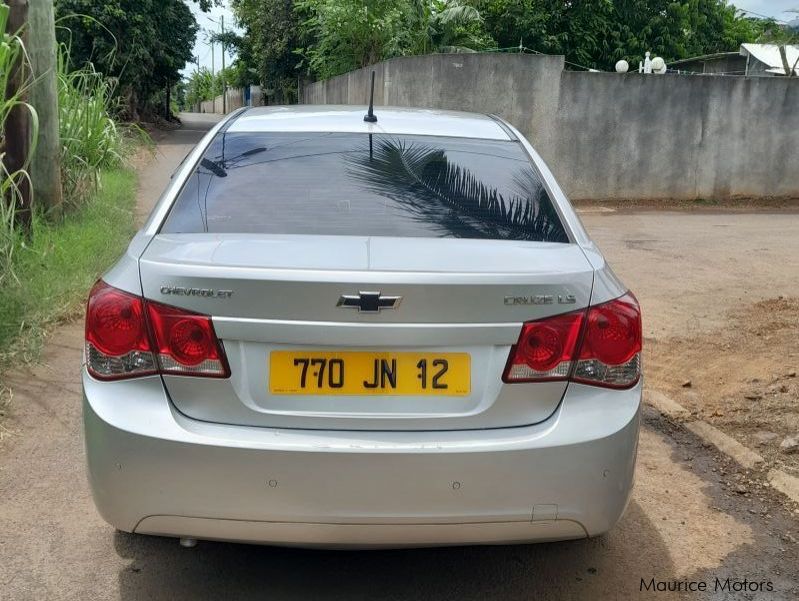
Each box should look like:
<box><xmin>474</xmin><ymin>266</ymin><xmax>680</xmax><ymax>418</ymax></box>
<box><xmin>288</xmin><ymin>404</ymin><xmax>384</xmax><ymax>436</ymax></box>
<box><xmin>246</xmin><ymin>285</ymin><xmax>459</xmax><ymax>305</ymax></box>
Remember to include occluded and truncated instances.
<box><xmin>615</xmin><ymin>60</ymin><xmax>629</xmax><ymax>73</ymax></box>
<box><xmin>651</xmin><ymin>57</ymin><xmax>667</xmax><ymax>74</ymax></box>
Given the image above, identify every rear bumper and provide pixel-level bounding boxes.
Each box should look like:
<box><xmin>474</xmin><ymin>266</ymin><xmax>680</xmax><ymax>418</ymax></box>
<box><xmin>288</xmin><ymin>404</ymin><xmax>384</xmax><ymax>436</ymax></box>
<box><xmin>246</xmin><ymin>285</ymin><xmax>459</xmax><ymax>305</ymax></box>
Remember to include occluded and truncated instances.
<box><xmin>83</xmin><ymin>371</ymin><xmax>640</xmax><ymax>548</ymax></box>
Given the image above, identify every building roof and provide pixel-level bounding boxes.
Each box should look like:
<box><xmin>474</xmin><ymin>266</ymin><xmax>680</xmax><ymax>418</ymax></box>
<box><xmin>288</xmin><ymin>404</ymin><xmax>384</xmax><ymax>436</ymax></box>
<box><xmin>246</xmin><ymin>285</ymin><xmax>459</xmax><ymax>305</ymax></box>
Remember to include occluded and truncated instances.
<box><xmin>740</xmin><ymin>43</ymin><xmax>799</xmax><ymax>76</ymax></box>
<box><xmin>228</xmin><ymin>105</ymin><xmax>512</xmax><ymax>140</ymax></box>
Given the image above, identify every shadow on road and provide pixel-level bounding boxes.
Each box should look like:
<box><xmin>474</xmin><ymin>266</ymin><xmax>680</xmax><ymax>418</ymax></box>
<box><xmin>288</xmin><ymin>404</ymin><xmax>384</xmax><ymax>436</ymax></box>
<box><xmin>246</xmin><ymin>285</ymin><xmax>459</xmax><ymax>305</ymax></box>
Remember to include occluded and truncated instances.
<box><xmin>113</xmin><ymin>501</ymin><xmax>675</xmax><ymax>601</ymax></box>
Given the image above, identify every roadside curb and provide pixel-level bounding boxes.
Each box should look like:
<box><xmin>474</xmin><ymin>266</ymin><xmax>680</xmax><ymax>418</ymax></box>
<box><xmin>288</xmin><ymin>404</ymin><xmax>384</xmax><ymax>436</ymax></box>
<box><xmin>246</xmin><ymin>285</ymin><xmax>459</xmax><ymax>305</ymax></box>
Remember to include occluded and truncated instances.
<box><xmin>685</xmin><ymin>421</ymin><xmax>764</xmax><ymax>470</ymax></box>
<box><xmin>644</xmin><ymin>389</ymin><xmax>799</xmax><ymax>507</ymax></box>
<box><xmin>644</xmin><ymin>390</ymin><xmax>692</xmax><ymax>420</ymax></box>
<box><xmin>768</xmin><ymin>470</ymin><xmax>799</xmax><ymax>506</ymax></box>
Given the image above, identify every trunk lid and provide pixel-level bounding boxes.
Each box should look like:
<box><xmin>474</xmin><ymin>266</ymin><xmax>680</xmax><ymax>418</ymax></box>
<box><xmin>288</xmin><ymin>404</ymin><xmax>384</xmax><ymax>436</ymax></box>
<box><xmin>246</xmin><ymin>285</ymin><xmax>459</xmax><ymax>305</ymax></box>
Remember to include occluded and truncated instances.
<box><xmin>139</xmin><ymin>234</ymin><xmax>594</xmax><ymax>430</ymax></box>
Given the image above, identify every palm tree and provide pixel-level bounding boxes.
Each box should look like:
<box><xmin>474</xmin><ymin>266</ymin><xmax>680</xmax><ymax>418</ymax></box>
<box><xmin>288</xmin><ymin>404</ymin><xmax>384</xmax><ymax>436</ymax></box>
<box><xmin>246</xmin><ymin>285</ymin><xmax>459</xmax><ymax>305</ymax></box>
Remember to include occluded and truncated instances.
<box><xmin>409</xmin><ymin>0</ymin><xmax>486</xmax><ymax>55</ymax></box>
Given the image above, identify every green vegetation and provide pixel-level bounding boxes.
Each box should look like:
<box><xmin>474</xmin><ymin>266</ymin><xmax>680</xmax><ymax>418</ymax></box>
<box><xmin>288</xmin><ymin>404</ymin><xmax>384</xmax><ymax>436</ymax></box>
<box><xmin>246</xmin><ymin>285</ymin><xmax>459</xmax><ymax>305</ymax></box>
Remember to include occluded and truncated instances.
<box><xmin>0</xmin><ymin>169</ymin><xmax>137</xmax><ymax>365</ymax></box>
<box><xmin>53</xmin><ymin>0</ymin><xmax>201</xmax><ymax>119</ymax></box>
<box><xmin>292</xmin><ymin>0</ymin><xmax>491</xmax><ymax>81</ymax></box>
<box><xmin>228</xmin><ymin>0</ymin><xmax>776</xmax><ymax>98</ymax></box>
<box><xmin>228</xmin><ymin>0</ymin><xmax>491</xmax><ymax>100</ymax></box>
<box><xmin>231</xmin><ymin>0</ymin><xmax>303</xmax><ymax>103</ymax></box>
<box><xmin>2</xmin><ymin>38</ymin><xmax>131</xmax><ymax>281</ymax></box>
<box><xmin>183</xmin><ymin>66</ymin><xmax>239</xmax><ymax>111</ymax></box>
<box><xmin>1</xmin><ymin>19</ymin><xmax>141</xmax><ymax>368</ymax></box>
<box><xmin>184</xmin><ymin>68</ymin><xmax>217</xmax><ymax>110</ymax></box>
<box><xmin>758</xmin><ymin>9</ymin><xmax>799</xmax><ymax>75</ymax></box>
<box><xmin>477</xmin><ymin>0</ymin><xmax>772</xmax><ymax>70</ymax></box>
<box><xmin>1</xmin><ymin>4</ymin><xmax>37</xmax><ymax>284</ymax></box>
<box><xmin>56</xmin><ymin>45</ymin><xmax>126</xmax><ymax>203</ymax></box>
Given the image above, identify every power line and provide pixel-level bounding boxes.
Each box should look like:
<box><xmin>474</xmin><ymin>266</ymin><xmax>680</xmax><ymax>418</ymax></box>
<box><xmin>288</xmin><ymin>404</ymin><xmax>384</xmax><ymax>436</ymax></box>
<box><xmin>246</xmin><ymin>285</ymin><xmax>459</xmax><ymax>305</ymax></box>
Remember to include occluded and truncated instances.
<box><xmin>735</xmin><ymin>7</ymin><xmax>789</xmax><ymax>23</ymax></box>
<box><xmin>480</xmin><ymin>45</ymin><xmax>602</xmax><ymax>72</ymax></box>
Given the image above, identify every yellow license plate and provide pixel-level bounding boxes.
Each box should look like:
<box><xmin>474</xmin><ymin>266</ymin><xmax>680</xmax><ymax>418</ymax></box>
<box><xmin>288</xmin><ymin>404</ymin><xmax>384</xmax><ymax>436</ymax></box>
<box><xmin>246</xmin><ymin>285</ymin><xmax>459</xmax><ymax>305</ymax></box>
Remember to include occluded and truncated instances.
<box><xmin>270</xmin><ymin>351</ymin><xmax>470</xmax><ymax>396</ymax></box>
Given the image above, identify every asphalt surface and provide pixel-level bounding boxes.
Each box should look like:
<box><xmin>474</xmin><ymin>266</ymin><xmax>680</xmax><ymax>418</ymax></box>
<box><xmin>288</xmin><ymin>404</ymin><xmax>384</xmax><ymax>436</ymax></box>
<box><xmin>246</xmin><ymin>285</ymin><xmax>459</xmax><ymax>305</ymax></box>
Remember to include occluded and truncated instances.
<box><xmin>0</xmin><ymin>113</ymin><xmax>797</xmax><ymax>600</ymax></box>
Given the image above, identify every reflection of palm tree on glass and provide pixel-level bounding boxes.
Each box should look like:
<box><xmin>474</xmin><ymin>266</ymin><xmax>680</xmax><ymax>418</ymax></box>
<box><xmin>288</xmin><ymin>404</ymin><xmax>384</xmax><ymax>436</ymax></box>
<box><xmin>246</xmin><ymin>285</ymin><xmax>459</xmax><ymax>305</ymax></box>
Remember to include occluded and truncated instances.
<box><xmin>346</xmin><ymin>138</ymin><xmax>567</xmax><ymax>242</ymax></box>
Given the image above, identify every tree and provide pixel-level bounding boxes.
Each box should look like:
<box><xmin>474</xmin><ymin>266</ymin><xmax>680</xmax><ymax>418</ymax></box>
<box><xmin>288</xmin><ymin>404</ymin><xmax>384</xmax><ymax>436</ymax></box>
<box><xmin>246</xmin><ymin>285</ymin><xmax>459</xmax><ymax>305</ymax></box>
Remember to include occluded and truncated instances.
<box><xmin>477</xmin><ymin>0</ymin><xmax>613</xmax><ymax>65</ymax></box>
<box><xmin>54</xmin><ymin>0</ymin><xmax>199</xmax><ymax>119</ymax></box>
<box><xmin>184</xmin><ymin>67</ymin><xmax>216</xmax><ymax>109</ymax></box>
<box><xmin>407</xmin><ymin>0</ymin><xmax>491</xmax><ymax>55</ymax></box>
<box><xmin>477</xmin><ymin>0</ymin><xmax>771</xmax><ymax>70</ymax></box>
<box><xmin>231</xmin><ymin>0</ymin><xmax>303</xmax><ymax>103</ymax></box>
<box><xmin>294</xmin><ymin>0</ymin><xmax>413</xmax><ymax>79</ymax></box>
<box><xmin>208</xmin><ymin>30</ymin><xmax>259</xmax><ymax>89</ymax></box>
<box><xmin>231</xmin><ymin>0</ymin><xmax>493</xmax><ymax>87</ymax></box>
<box><xmin>293</xmin><ymin>0</ymin><xmax>492</xmax><ymax>80</ymax></box>
<box><xmin>758</xmin><ymin>9</ymin><xmax>799</xmax><ymax>76</ymax></box>
<box><xmin>234</xmin><ymin>0</ymin><xmax>772</xmax><ymax>85</ymax></box>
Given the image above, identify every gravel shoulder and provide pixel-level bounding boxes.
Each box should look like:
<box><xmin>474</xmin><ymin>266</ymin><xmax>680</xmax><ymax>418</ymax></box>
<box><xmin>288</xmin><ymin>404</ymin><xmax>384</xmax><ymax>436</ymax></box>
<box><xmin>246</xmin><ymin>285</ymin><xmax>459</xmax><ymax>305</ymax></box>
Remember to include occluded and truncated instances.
<box><xmin>580</xmin><ymin>210</ymin><xmax>799</xmax><ymax>482</ymax></box>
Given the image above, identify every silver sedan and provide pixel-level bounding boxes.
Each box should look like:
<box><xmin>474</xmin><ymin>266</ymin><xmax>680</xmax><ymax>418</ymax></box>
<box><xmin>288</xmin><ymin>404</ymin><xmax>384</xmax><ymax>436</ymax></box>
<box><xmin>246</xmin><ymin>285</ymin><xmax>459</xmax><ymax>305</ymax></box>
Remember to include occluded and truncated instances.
<box><xmin>83</xmin><ymin>105</ymin><xmax>642</xmax><ymax>548</ymax></box>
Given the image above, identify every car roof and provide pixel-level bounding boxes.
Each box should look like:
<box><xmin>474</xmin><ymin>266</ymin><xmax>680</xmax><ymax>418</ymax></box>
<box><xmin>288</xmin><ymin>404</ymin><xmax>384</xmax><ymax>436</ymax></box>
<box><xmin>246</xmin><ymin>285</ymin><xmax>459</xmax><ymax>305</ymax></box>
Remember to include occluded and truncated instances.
<box><xmin>226</xmin><ymin>105</ymin><xmax>513</xmax><ymax>141</ymax></box>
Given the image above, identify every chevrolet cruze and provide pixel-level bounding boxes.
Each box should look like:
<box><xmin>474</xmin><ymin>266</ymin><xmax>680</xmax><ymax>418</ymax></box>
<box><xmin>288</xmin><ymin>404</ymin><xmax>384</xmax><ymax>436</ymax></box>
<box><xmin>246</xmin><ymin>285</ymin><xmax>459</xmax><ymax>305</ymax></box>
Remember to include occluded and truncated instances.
<box><xmin>83</xmin><ymin>105</ymin><xmax>642</xmax><ymax>548</ymax></box>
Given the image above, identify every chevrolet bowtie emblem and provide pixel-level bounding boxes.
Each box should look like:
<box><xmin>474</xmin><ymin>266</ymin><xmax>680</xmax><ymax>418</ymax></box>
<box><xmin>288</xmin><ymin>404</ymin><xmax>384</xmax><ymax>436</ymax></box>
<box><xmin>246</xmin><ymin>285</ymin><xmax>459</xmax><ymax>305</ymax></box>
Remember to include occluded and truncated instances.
<box><xmin>337</xmin><ymin>291</ymin><xmax>402</xmax><ymax>313</ymax></box>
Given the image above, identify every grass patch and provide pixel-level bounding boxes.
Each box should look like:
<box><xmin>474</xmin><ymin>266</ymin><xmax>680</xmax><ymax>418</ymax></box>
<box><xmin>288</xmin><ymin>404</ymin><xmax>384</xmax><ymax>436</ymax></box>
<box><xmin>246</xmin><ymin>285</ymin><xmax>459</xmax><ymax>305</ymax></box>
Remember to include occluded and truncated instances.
<box><xmin>0</xmin><ymin>168</ymin><xmax>137</xmax><ymax>367</ymax></box>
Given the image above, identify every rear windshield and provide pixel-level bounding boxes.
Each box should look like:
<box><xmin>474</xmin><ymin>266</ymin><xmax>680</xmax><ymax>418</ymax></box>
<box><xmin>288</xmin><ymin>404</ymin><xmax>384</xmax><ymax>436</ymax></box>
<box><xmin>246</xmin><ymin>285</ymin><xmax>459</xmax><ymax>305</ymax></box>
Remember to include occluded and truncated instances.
<box><xmin>161</xmin><ymin>132</ymin><xmax>568</xmax><ymax>242</ymax></box>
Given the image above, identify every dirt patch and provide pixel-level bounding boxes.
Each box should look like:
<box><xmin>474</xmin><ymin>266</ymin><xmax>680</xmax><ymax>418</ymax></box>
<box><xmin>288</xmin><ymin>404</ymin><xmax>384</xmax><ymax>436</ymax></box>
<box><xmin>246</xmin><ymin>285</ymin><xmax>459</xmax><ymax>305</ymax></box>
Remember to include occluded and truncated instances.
<box><xmin>647</xmin><ymin>297</ymin><xmax>799</xmax><ymax>477</ymax></box>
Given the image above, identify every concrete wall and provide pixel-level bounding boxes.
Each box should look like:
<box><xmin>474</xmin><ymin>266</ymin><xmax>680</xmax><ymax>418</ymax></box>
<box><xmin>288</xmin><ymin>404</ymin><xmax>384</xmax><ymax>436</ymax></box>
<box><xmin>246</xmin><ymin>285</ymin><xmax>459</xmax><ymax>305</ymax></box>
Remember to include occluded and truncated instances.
<box><xmin>199</xmin><ymin>88</ymin><xmax>249</xmax><ymax>114</ymax></box>
<box><xmin>302</xmin><ymin>53</ymin><xmax>799</xmax><ymax>201</ymax></box>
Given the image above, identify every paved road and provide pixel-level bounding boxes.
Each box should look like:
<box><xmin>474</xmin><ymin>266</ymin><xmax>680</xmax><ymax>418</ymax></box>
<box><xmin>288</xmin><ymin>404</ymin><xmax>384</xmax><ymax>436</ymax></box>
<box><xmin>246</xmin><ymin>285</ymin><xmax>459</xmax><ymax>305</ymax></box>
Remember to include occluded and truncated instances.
<box><xmin>1</xmin><ymin>114</ymin><xmax>797</xmax><ymax>600</ymax></box>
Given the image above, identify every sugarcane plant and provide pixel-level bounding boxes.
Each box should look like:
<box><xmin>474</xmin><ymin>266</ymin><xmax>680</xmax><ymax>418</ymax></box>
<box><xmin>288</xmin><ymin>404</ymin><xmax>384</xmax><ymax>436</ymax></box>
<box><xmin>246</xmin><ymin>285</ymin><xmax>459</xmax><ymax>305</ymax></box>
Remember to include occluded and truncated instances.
<box><xmin>56</xmin><ymin>41</ymin><xmax>125</xmax><ymax>202</ymax></box>
<box><xmin>1</xmin><ymin>3</ymin><xmax>39</xmax><ymax>284</ymax></box>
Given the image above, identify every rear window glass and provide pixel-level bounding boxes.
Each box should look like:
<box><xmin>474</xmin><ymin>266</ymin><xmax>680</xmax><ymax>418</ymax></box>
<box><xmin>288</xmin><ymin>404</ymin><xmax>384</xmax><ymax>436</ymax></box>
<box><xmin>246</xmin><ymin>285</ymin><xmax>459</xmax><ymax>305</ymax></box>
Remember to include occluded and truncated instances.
<box><xmin>161</xmin><ymin>132</ymin><xmax>568</xmax><ymax>242</ymax></box>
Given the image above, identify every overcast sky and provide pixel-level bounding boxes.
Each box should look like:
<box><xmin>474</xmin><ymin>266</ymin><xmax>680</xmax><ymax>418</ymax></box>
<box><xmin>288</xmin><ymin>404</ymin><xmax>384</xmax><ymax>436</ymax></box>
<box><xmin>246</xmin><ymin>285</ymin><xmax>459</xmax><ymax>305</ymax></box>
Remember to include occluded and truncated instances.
<box><xmin>734</xmin><ymin>0</ymin><xmax>798</xmax><ymax>19</ymax></box>
<box><xmin>181</xmin><ymin>0</ymin><xmax>797</xmax><ymax>77</ymax></box>
<box><xmin>184</xmin><ymin>1</ymin><xmax>239</xmax><ymax>76</ymax></box>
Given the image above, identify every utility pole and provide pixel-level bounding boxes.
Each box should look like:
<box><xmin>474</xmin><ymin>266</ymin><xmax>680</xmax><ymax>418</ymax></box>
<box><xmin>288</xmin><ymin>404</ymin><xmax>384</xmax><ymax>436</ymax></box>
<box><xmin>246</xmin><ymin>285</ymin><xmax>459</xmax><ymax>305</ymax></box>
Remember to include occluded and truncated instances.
<box><xmin>3</xmin><ymin>0</ymin><xmax>32</xmax><ymax>232</ymax></box>
<box><xmin>194</xmin><ymin>55</ymin><xmax>200</xmax><ymax>112</ymax></box>
<box><xmin>221</xmin><ymin>15</ymin><xmax>226</xmax><ymax>114</ymax></box>
<box><xmin>28</xmin><ymin>0</ymin><xmax>63</xmax><ymax>213</ymax></box>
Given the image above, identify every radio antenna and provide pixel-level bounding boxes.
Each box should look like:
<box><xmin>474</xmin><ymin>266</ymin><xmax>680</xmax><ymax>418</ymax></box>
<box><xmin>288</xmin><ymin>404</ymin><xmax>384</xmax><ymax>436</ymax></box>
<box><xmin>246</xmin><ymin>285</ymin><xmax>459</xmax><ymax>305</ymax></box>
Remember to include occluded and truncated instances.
<box><xmin>363</xmin><ymin>71</ymin><xmax>377</xmax><ymax>123</ymax></box>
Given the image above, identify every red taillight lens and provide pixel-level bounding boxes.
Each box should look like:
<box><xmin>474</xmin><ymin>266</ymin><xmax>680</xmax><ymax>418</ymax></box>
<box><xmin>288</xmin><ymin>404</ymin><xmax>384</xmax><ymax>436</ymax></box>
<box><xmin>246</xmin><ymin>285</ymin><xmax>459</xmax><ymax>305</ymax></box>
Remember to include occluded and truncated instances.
<box><xmin>85</xmin><ymin>281</ymin><xmax>156</xmax><ymax>380</ymax></box>
<box><xmin>573</xmin><ymin>293</ymin><xmax>641</xmax><ymax>389</ymax></box>
<box><xmin>580</xmin><ymin>294</ymin><xmax>641</xmax><ymax>365</ymax></box>
<box><xmin>146</xmin><ymin>300</ymin><xmax>229</xmax><ymax>377</ymax></box>
<box><xmin>85</xmin><ymin>280</ymin><xmax>230</xmax><ymax>380</ymax></box>
<box><xmin>86</xmin><ymin>282</ymin><xmax>149</xmax><ymax>355</ymax></box>
<box><xmin>504</xmin><ymin>293</ymin><xmax>642</xmax><ymax>389</ymax></box>
<box><xmin>502</xmin><ymin>310</ymin><xmax>584</xmax><ymax>383</ymax></box>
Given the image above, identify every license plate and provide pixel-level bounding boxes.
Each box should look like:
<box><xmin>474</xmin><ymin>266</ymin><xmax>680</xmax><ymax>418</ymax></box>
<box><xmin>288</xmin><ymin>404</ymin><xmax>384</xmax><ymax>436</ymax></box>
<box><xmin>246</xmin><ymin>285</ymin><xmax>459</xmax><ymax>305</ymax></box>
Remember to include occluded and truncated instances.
<box><xmin>269</xmin><ymin>351</ymin><xmax>470</xmax><ymax>396</ymax></box>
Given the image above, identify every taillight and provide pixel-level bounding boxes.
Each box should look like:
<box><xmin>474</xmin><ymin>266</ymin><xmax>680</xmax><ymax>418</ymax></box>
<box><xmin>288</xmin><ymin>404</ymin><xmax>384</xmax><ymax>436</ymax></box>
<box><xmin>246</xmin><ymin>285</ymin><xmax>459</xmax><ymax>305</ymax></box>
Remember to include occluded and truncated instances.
<box><xmin>503</xmin><ymin>293</ymin><xmax>641</xmax><ymax>389</ymax></box>
<box><xmin>85</xmin><ymin>281</ymin><xmax>229</xmax><ymax>381</ymax></box>
<box><xmin>573</xmin><ymin>293</ymin><xmax>641</xmax><ymax>389</ymax></box>
<box><xmin>502</xmin><ymin>311</ymin><xmax>584</xmax><ymax>382</ymax></box>
<box><xmin>85</xmin><ymin>281</ymin><xmax>157</xmax><ymax>380</ymax></box>
<box><xmin>146</xmin><ymin>301</ymin><xmax>229</xmax><ymax>377</ymax></box>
